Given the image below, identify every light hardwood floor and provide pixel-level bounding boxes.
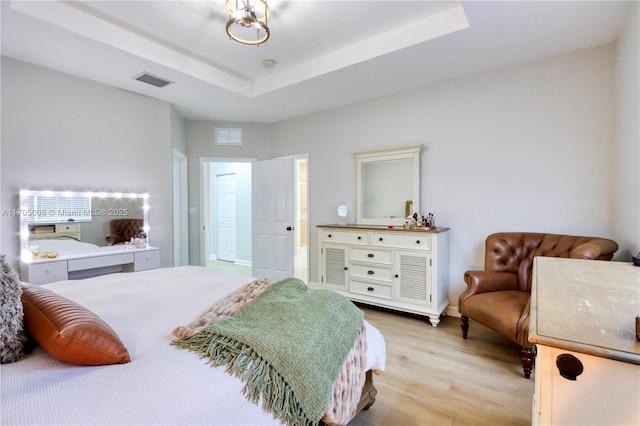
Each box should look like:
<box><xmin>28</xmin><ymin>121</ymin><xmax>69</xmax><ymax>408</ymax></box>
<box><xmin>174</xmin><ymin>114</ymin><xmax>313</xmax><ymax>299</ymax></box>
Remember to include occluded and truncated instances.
<box><xmin>350</xmin><ymin>306</ymin><xmax>534</xmax><ymax>426</ymax></box>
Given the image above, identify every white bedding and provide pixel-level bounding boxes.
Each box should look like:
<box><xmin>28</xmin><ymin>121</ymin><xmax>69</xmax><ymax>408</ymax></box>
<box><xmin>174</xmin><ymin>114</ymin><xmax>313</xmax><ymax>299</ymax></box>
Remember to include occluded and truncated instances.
<box><xmin>0</xmin><ymin>266</ymin><xmax>386</xmax><ymax>426</ymax></box>
<box><xmin>31</xmin><ymin>238</ymin><xmax>99</xmax><ymax>255</ymax></box>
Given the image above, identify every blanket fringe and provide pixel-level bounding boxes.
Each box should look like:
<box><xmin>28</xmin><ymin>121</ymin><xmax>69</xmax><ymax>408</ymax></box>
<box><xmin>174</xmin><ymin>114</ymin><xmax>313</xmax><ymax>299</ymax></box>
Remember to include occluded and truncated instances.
<box><xmin>173</xmin><ymin>331</ymin><xmax>318</xmax><ymax>426</ymax></box>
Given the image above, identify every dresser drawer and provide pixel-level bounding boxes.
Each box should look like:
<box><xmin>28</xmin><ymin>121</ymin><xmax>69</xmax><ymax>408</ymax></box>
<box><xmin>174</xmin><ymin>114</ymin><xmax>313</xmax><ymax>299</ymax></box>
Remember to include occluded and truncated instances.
<box><xmin>350</xmin><ymin>263</ymin><xmax>393</xmax><ymax>282</ymax></box>
<box><xmin>350</xmin><ymin>280</ymin><xmax>393</xmax><ymax>300</ymax></box>
<box><xmin>55</xmin><ymin>223</ymin><xmax>81</xmax><ymax>233</ymax></box>
<box><xmin>350</xmin><ymin>247</ymin><xmax>393</xmax><ymax>265</ymax></box>
<box><xmin>23</xmin><ymin>261</ymin><xmax>68</xmax><ymax>285</ymax></box>
<box><xmin>321</xmin><ymin>230</ymin><xmax>369</xmax><ymax>245</ymax></box>
<box><xmin>372</xmin><ymin>232</ymin><xmax>431</xmax><ymax>250</ymax></box>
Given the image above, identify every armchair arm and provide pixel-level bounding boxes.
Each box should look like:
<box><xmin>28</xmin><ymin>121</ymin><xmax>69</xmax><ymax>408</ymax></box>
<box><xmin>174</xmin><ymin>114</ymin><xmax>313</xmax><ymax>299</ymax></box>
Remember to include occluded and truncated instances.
<box><xmin>517</xmin><ymin>296</ymin><xmax>532</xmax><ymax>347</ymax></box>
<box><xmin>570</xmin><ymin>238</ymin><xmax>619</xmax><ymax>260</ymax></box>
<box><xmin>458</xmin><ymin>270</ymin><xmax>518</xmax><ymax>308</ymax></box>
<box><xmin>106</xmin><ymin>234</ymin><xmax>125</xmax><ymax>246</ymax></box>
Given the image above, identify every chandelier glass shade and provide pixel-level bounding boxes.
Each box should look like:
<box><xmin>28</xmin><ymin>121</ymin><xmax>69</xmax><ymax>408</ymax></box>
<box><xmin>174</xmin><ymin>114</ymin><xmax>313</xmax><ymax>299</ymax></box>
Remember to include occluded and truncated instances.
<box><xmin>225</xmin><ymin>0</ymin><xmax>270</xmax><ymax>46</ymax></box>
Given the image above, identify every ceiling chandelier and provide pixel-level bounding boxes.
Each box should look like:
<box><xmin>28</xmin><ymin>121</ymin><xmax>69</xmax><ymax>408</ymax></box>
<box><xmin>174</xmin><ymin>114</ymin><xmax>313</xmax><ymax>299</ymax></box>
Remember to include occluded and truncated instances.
<box><xmin>225</xmin><ymin>0</ymin><xmax>270</xmax><ymax>46</ymax></box>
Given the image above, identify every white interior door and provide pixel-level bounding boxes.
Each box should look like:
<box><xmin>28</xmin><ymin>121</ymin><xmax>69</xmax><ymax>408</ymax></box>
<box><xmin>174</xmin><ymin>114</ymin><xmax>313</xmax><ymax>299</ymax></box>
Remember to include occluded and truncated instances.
<box><xmin>216</xmin><ymin>173</ymin><xmax>236</xmax><ymax>262</ymax></box>
<box><xmin>252</xmin><ymin>157</ymin><xmax>295</xmax><ymax>281</ymax></box>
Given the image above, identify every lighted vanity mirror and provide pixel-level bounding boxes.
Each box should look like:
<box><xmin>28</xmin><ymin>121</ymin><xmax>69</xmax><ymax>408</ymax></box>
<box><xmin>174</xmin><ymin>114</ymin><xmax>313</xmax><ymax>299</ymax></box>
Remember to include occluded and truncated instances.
<box><xmin>19</xmin><ymin>190</ymin><xmax>149</xmax><ymax>261</ymax></box>
<box><xmin>355</xmin><ymin>144</ymin><xmax>422</xmax><ymax>226</ymax></box>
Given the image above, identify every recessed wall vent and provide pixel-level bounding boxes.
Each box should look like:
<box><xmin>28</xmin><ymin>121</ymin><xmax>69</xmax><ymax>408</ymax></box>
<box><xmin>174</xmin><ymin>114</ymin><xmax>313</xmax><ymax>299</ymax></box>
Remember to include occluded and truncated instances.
<box><xmin>215</xmin><ymin>128</ymin><xmax>242</xmax><ymax>146</ymax></box>
<box><xmin>134</xmin><ymin>72</ymin><xmax>173</xmax><ymax>88</ymax></box>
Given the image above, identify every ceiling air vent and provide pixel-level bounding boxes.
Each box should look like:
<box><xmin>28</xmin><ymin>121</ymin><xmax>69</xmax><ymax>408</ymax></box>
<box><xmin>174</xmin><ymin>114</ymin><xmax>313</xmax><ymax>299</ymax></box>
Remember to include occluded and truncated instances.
<box><xmin>134</xmin><ymin>72</ymin><xmax>173</xmax><ymax>88</ymax></box>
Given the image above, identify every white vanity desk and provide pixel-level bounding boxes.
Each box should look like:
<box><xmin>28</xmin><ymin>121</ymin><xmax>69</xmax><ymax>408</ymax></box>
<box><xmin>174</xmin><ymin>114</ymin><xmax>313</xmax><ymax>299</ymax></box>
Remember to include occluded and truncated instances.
<box><xmin>20</xmin><ymin>246</ymin><xmax>160</xmax><ymax>285</ymax></box>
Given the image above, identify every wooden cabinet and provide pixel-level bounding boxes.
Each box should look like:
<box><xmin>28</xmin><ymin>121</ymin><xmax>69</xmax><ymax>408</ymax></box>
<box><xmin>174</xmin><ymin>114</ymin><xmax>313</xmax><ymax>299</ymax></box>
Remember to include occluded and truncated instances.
<box><xmin>318</xmin><ymin>225</ymin><xmax>449</xmax><ymax>326</ymax></box>
<box><xmin>21</xmin><ymin>247</ymin><xmax>160</xmax><ymax>285</ymax></box>
<box><xmin>530</xmin><ymin>257</ymin><xmax>640</xmax><ymax>426</ymax></box>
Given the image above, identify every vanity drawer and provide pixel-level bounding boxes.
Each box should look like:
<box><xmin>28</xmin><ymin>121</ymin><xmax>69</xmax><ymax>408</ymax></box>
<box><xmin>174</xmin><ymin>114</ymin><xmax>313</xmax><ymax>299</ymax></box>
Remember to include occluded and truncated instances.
<box><xmin>350</xmin><ymin>263</ymin><xmax>393</xmax><ymax>283</ymax></box>
<box><xmin>350</xmin><ymin>280</ymin><xmax>393</xmax><ymax>300</ymax></box>
<box><xmin>132</xmin><ymin>250</ymin><xmax>160</xmax><ymax>272</ymax></box>
<box><xmin>321</xmin><ymin>230</ymin><xmax>369</xmax><ymax>245</ymax></box>
<box><xmin>68</xmin><ymin>252</ymin><xmax>134</xmax><ymax>272</ymax></box>
<box><xmin>23</xmin><ymin>261</ymin><xmax>68</xmax><ymax>285</ymax></box>
<box><xmin>350</xmin><ymin>248</ymin><xmax>393</xmax><ymax>265</ymax></box>
<box><xmin>372</xmin><ymin>232</ymin><xmax>431</xmax><ymax>250</ymax></box>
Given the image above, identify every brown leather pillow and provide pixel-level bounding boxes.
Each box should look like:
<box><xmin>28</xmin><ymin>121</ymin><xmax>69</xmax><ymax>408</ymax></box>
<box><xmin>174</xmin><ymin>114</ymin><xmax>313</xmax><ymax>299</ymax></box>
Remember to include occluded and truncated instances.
<box><xmin>20</xmin><ymin>283</ymin><xmax>130</xmax><ymax>365</ymax></box>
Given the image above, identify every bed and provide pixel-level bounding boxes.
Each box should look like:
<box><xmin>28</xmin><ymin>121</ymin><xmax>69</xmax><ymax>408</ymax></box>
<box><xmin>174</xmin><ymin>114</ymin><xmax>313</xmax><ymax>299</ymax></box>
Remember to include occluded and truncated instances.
<box><xmin>1</xmin><ymin>266</ymin><xmax>386</xmax><ymax>426</ymax></box>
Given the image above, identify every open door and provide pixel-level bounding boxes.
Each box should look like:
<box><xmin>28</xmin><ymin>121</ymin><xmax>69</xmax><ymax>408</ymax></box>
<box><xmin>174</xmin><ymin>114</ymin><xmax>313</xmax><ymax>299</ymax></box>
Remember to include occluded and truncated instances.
<box><xmin>252</xmin><ymin>157</ymin><xmax>295</xmax><ymax>281</ymax></box>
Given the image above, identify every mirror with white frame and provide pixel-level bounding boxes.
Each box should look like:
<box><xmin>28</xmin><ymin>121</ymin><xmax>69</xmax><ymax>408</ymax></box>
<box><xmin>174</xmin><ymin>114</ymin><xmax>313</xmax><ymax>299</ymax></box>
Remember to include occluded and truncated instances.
<box><xmin>19</xmin><ymin>190</ymin><xmax>149</xmax><ymax>260</ymax></box>
<box><xmin>355</xmin><ymin>144</ymin><xmax>421</xmax><ymax>226</ymax></box>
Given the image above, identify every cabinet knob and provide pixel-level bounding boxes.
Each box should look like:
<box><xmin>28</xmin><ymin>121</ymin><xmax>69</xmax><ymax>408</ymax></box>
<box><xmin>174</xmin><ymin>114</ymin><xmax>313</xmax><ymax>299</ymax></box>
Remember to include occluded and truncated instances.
<box><xmin>357</xmin><ymin>236</ymin><xmax>362</xmax><ymax>240</ymax></box>
<box><xmin>367</xmin><ymin>253</ymin><xmax>374</xmax><ymax>258</ymax></box>
<box><xmin>416</xmin><ymin>240</ymin><xmax>421</xmax><ymax>244</ymax></box>
<box><xmin>395</xmin><ymin>274</ymin><xmax>399</xmax><ymax>278</ymax></box>
<box><xmin>344</xmin><ymin>267</ymin><xmax>348</xmax><ymax>271</ymax></box>
<box><xmin>379</xmin><ymin>237</ymin><xmax>383</xmax><ymax>241</ymax></box>
<box><xmin>367</xmin><ymin>287</ymin><xmax>374</xmax><ymax>292</ymax></box>
<box><xmin>367</xmin><ymin>270</ymin><xmax>375</xmax><ymax>275</ymax></box>
<box><xmin>556</xmin><ymin>354</ymin><xmax>584</xmax><ymax>381</ymax></box>
<box><xmin>328</xmin><ymin>234</ymin><xmax>332</xmax><ymax>238</ymax></box>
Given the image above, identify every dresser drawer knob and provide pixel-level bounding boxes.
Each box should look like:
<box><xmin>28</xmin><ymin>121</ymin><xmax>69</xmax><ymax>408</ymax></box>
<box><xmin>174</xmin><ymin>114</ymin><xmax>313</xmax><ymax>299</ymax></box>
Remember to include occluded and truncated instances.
<box><xmin>357</xmin><ymin>236</ymin><xmax>362</xmax><ymax>240</ymax></box>
<box><xmin>379</xmin><ymin>237</ymin><xmax>383</xmax><ymax>241</ymax></box>
<box><xmin>367</xmin><ymin>253</ymin><xmax>374</xmax><ymax>258</ymax></box>
<box><xmin>367</xmin><ymin>287</ymin><xmax>374</xmax><ymax>292</ymax></box>
<box><xmin>416</xmin><ymin>240</ymin><xmax>421</xmax><ymax>244</ymax></box>
<box><xmin>556</xmin><ymin>354</ymin><xmax>584</xmax><ymax>381</ymax></box>
<box><xmin>367</xmin><ymin>270</ymin><xmax>375</xmax><ymax>275</ymax></box>
<box><xmin>328</xmin><ymin>234</ymin><xmax>332</xmax><ymax>238</ymax></box>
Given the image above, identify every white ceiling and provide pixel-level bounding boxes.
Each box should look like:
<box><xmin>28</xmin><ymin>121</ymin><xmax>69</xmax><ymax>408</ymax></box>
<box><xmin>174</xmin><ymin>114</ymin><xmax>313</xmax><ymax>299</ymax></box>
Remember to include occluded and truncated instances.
<box><xmin>1</xmin><ymin>0</ymin><xmax>632</xmax><ymax>123</ymax></box>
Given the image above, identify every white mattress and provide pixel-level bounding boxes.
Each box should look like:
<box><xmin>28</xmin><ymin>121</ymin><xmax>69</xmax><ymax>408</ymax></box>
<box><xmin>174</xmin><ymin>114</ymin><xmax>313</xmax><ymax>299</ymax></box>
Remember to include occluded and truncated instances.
<box><xmin>1</xmin><ymin>266</ymin><xmax>386</xmax><ymax>425</ymax></box>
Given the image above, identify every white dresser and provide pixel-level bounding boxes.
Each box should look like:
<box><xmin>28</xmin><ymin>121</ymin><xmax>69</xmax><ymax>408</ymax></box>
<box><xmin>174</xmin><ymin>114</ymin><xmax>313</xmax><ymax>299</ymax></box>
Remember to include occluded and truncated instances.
<box><xmin>529</xmin><ymin>257</ymin><xmax>640</xmax><ymax>426</ymax></box>
<box><xmin>20</xmin><ymin>246</ymin><xmax>160</xmax><ymax>285</ymax></box>
<box><xmin>317</xmin><ymin>225</ymin><xmax>449</xmax><ymax>326</ymax></box>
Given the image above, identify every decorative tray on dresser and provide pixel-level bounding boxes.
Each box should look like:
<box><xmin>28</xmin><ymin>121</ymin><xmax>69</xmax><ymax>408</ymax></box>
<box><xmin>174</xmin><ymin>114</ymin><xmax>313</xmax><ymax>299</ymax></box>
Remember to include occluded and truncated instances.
<box><xmin>529</xmin><ymin>257</ymin><xmax>640</xmax><ymax>426</ymax></box>
<box><xmin>317</xmin><ymin>224</ymin><xmax>449</xmax><ymax>326</ymax></box>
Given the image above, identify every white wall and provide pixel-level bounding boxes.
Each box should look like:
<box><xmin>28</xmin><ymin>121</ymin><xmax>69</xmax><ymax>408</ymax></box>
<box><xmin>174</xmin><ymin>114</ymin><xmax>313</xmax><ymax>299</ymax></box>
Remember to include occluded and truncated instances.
<box><xmin>615</xmin><ymin>1</ymin><xmax>640</xmax><ymax>261</ymax></box>
<box><xmin>272</xmin><ymin>44</ymin><xmax>620</xmax><ymax>312</ymax></box>
<box><xmin>0</xmin><ymin>58</ymin><xmax>175</xmax><ymax>268</ymax></box>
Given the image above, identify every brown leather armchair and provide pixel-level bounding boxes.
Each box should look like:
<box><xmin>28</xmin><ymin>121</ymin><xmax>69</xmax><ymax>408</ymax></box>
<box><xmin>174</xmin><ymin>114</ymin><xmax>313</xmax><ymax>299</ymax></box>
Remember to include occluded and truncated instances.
<box><xmin>106</xmin><ymin>219</ymin><xmax>145</xmax><ymax>245</ymax></box>
<box><xmin>458</xmin><ymin>232</ymin><xmax>618</xmax><ymax>378</ymax></box>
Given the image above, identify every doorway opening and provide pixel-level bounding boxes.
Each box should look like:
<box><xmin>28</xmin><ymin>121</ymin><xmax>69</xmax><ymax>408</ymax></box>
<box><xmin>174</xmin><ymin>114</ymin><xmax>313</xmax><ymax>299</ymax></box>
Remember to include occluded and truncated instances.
<box><xmin>200</xmin><ymin>156</ymin><xmax>308</xmax><ymax>282</ymax></box>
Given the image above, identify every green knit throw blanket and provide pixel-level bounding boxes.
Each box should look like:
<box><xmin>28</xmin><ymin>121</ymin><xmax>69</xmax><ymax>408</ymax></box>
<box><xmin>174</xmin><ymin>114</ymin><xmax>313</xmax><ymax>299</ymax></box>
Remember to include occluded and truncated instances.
<box><xmin>172</xmin><ymin>278</ymin><xmax>364</xmax><ymax>426</ymax></box>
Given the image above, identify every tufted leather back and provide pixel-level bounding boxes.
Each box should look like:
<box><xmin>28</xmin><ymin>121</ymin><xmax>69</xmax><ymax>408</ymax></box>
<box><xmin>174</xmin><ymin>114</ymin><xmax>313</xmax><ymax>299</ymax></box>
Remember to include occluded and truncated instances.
<box><xmin>484</xmin><ymin>232</ymin><xmax>618</xmax><ymax>292</ymax></box>
<box><xmin>109</xmin><ymin>219</ymin><xmax>144</xmax><ymax>242</ymax></box>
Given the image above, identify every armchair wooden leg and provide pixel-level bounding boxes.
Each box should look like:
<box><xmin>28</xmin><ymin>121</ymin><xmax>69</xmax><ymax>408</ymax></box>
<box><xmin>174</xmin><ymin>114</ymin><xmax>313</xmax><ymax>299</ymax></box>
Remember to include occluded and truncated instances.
<box><xmin>522</xmin><ymin>347</ymin><xmax>534</xmax><ymax>379</ymax></box>
<box><xmin>460</xmin><ymin>316</ymin><xmax>469</xmax><ymax>339</ymax></box>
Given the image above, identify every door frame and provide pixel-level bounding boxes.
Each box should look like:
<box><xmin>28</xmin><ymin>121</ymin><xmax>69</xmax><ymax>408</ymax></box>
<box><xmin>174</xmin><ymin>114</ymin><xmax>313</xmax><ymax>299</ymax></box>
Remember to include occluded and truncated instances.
<box><xmin>198</xmin><ymin>155</ymin><xmax>308</xmax><ymax>283</ymax></box>
<box><xmin>199</xmin><ymin>157</ymin><xmax>254</xmax><ymax>267</ymax></box>
<box><xmin>172</xmin><ymin>149</ymin><xmax>188</xmax><ymax>266</ymax></box>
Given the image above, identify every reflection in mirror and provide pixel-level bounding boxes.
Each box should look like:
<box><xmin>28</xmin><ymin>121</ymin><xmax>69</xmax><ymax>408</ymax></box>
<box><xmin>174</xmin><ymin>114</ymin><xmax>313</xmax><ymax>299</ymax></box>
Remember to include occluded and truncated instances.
<box><xmin>361</xmin><ymin>159</ymin><xmax>414</xmax><ymax>219</ymax></box>
<box><xmin>19</xmin><ymin>190</ymin><xmax>149</xmax><ymax>261</ymax></box>
<box><xmin>355</xmin><ymin>144</ymin><xmax>421</xmax><ymax>226</ymax></box>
